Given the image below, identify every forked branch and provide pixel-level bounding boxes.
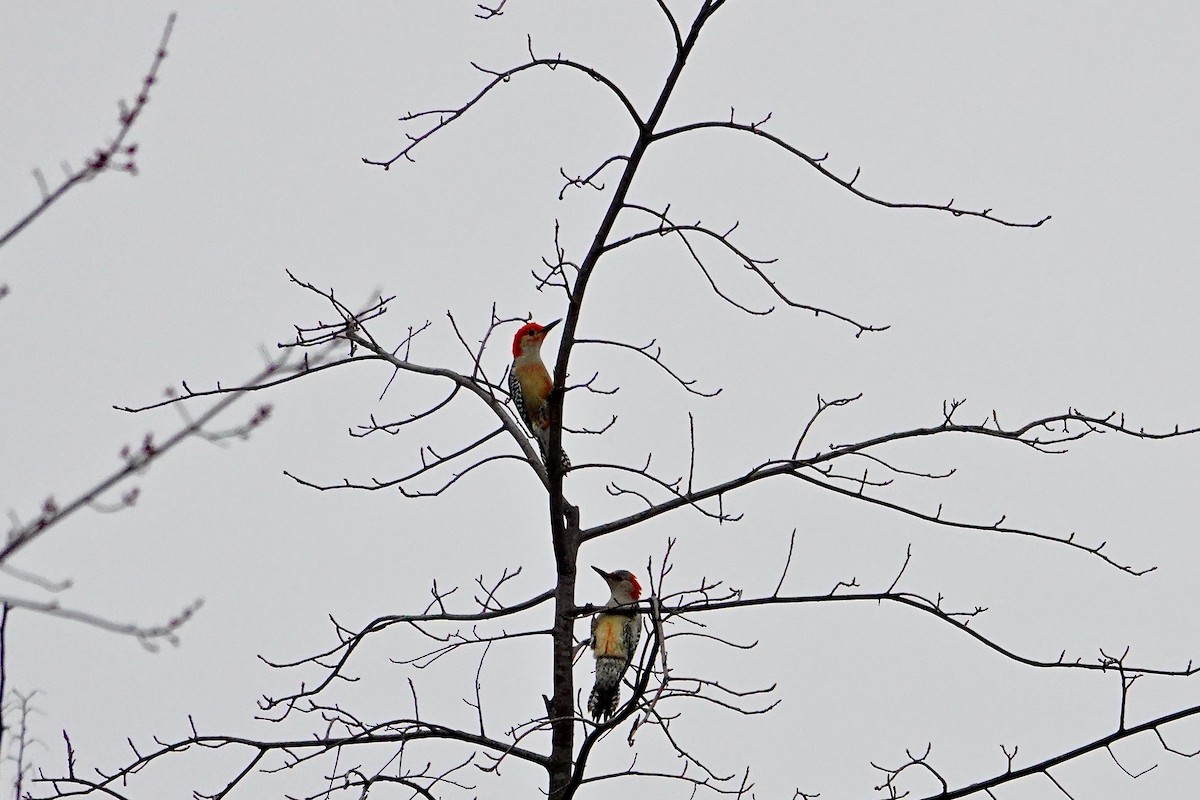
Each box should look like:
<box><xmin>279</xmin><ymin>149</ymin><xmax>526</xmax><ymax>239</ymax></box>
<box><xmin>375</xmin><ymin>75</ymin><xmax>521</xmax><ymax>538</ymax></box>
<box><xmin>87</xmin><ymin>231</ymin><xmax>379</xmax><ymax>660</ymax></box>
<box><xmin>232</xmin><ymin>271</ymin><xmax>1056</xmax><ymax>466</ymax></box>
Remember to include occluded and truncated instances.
<box><xmin>582</xmin><ymin>406</ymin><xmax>1199</xmax><ymax>575</ymax></box>
<box><xmin>364</xmin><ymin>42</ymin><xmax>641</xmax><ymax>170</ymax></box>
<box><xmin>610</xmin><ymin>202</ymin><xmax>889</xmax><ymax>335</ymax></box>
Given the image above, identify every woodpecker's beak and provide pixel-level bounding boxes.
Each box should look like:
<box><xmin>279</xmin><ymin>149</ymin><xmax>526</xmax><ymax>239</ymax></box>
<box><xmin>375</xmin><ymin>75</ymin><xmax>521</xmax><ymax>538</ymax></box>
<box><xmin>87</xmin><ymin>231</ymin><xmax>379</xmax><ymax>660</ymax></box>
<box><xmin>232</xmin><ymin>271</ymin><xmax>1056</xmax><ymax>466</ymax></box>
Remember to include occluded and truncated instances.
<box><xmin>592</xmin><ymin>565</ymin><xmax>612</xmax><ymax>582</ymax></box>
<box><xmin>541</xmin><ymin>318</ymin><xmax>561</xmax><ymax>335</ymax></box>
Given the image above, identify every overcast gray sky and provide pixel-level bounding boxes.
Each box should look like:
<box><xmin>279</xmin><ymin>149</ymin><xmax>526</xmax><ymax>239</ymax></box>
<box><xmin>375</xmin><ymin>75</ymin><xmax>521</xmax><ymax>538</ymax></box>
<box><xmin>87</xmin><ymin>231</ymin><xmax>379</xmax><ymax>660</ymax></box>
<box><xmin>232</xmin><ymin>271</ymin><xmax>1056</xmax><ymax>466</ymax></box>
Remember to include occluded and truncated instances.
<box><xmin>3</xmin><ymin>2</ymin><xmax>1199</xmax><ymax>798</ymax></box>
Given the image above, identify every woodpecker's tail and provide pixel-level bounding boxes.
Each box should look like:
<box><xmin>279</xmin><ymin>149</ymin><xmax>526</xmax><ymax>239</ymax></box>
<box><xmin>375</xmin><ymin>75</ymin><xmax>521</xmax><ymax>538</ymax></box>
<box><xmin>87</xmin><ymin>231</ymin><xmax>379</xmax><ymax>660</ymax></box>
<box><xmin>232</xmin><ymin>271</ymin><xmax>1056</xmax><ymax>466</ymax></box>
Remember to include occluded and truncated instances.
<box><xmin>588</xmin><ymin>656</ymin><xmax>626</xmax><ymax>721</ymax></box>
<box><xmin>535</xmin><ymin>430</ymin><xmax>571</xmax><ymax>471</ymax></box>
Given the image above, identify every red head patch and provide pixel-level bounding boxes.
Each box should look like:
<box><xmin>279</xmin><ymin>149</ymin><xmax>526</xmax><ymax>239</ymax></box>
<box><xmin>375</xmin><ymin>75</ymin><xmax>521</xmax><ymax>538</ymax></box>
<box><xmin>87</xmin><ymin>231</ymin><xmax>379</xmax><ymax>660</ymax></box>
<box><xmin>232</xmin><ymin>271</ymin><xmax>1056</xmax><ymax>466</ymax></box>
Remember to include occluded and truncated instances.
<box><xmin>512</xmin><ymin>322</ymin><xmax>545</xmax><ymax>358</ymax></box>
<box><xmin>627</xmin><ymin>573</ymin><xmax>642</xmax><ymax>601</ymax></box>
<box><xmin>511</xmin><ymin>319</ymin><xmax>561</xmax><ymax>358</ymax></box>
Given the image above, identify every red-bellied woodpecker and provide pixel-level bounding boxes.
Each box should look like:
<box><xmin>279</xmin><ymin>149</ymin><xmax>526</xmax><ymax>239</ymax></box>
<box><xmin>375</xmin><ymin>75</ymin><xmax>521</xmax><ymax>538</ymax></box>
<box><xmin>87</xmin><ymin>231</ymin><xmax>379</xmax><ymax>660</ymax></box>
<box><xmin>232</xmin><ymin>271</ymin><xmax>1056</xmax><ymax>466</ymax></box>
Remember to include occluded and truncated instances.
<box><xmin>509</xmin><ymin>319</ymin><xmax>570</xmax><ymax>470</ymax></box>
<box><xmin>588</xmin><ymin>566</ymin><xmax>643</xmax><ymax>721</ymax></box>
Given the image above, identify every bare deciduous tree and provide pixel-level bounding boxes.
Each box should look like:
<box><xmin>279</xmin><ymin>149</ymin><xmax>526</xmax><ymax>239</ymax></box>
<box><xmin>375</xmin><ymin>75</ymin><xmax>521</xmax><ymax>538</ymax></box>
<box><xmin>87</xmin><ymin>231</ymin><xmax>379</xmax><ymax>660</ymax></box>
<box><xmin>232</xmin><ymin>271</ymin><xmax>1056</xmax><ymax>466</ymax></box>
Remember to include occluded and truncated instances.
<box><xmin>26</xmin><ymin>3</ymin><xmax>1200</xmax><ymax>800</ymax></box>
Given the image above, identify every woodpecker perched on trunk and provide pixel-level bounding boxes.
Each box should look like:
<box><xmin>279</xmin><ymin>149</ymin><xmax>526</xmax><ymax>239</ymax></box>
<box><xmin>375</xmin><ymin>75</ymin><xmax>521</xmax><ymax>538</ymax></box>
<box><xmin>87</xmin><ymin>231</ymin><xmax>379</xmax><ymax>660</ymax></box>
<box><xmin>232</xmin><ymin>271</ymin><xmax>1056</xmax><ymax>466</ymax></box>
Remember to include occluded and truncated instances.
<box><xmin>509</xmin><ymin>319</ymin><xmax>570</xmax><ymax>470</ymax></box>
<box><xmin>588</xmin><ymin>566</ymin><xmax>642</xmax><ymax>721</ymax></box>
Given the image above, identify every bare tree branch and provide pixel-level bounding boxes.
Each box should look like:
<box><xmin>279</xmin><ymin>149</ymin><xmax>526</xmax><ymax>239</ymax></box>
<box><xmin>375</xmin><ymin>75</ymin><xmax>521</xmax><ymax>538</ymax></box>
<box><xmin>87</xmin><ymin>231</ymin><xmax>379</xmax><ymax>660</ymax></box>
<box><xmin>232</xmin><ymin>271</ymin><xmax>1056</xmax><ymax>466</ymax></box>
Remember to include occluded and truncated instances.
<box><xmin>582</xmin><ymin>407</ymin><xmax>1199</xmax><ymax>574</ymax></box>
<box><xmin>650</xmin><ymin>116</ymin><xmax>1050</xmax><ymax>228</ymax></box>
<box><xmin>671</xmin><ymin>588</ymin><xmax>1195</xmax><ymax>677</ymax></box>
<box><xmin>2</xmin><ymin>349</ymin><xmax>293</xmax><ymax>566</ymax></box>
<box><xmin>257</xmin><ymin>588</ymin><xmax>554</xmax><ymax>715</ymax></box>
<box><xmin>475</xmin><ymin>0</ymin><xmax>508</xmax><ymax>20</ymax></box>
<box><xmin>611</xmin><ymin>203</ymin><xmax>889</xmax><ymax>335</ymax></box>
<box><xmin>906</xmin><ymin>701</ymin><xmax>1200</xmax><ymax>800</ymax></box>
<box><xmin>33</xmin><ymin>721</ymin><xmax>550</xmax><ymax>800</ymax></box>
<box><xmin>0</xmin><ymin>14</ymin><xmax>177</xmax><ymax>252</ymax></box>
<box><xmin>0</xmin><ymin>595</ymin><xmax>201</xmax><ymax>650</ymax></box>
<box><xmin>363</xmin><ymin>45</ymin><xmax>642</xmax><ymax>170</ymax></box>
<box><xmin>576</xmin><ymin>337</ymin><xmax>721</xmax><ymax>397</ymax></box>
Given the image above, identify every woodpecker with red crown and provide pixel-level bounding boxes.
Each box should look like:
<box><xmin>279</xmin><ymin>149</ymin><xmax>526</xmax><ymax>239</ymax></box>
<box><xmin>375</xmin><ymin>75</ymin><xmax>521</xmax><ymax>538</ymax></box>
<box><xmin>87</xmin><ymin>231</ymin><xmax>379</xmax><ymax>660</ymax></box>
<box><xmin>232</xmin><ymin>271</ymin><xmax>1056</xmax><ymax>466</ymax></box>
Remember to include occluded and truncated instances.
<box><xmin>588</xmin><ymin>566</ymin><xmax>643</xmax><ymax>721</ymax></box>
<box><xmin>509</xmin><ymin>319</ymin><xmax>570</xmax><ymax>470</ymax></box>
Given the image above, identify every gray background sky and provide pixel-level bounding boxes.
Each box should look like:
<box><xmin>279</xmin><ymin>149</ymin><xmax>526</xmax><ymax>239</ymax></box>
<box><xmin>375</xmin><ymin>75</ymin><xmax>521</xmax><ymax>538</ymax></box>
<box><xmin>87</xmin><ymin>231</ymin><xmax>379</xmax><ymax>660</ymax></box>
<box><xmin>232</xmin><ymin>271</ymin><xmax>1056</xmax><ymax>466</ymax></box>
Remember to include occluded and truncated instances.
<box><xmin>3</xmin><ymin>2</ymin><xmax>1199</xmax><ymax>798</ymax></box>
